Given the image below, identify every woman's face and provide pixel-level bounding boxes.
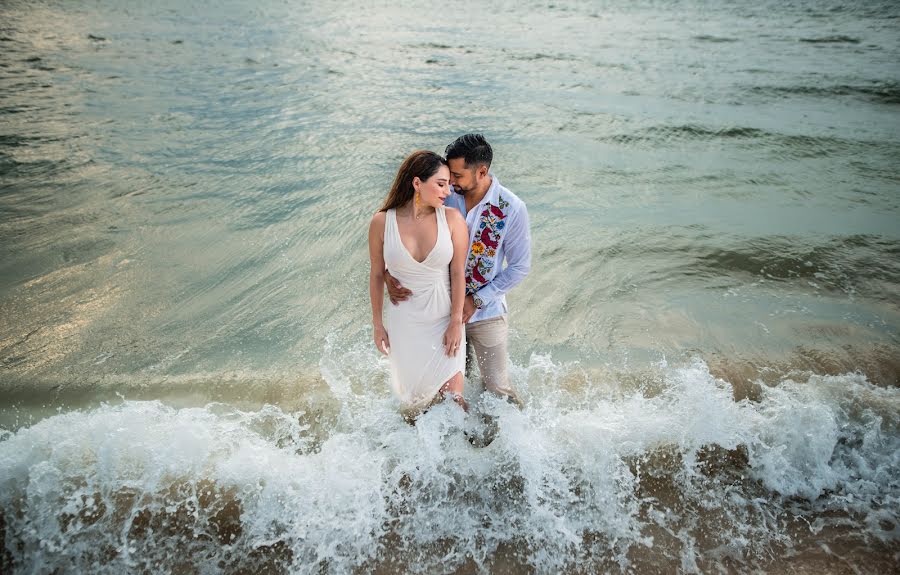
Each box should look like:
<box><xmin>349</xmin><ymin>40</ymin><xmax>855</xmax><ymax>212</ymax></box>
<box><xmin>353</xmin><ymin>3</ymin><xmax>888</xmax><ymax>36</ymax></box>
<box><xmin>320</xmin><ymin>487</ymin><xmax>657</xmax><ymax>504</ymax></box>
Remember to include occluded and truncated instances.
<box><xmin>414</xmin><ymin>165</ymin><xmax>451</xmax><ymax>209</ymax></box>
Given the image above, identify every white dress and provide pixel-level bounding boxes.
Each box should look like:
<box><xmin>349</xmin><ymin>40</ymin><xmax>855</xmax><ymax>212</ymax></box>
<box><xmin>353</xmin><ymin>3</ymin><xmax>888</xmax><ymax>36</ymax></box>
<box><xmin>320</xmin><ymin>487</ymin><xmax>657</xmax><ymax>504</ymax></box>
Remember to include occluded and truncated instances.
<box><xmin>383</xmin><ymin>206</ymin><xmax>465</xmax><ymax>415</ymax></box>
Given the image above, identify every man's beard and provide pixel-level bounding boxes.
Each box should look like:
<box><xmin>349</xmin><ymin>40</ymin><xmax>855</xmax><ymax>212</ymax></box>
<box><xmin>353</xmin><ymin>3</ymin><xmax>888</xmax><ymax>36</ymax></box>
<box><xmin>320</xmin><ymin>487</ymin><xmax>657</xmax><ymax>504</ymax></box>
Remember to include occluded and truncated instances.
<box><xmin>452</xmin><ymin>184</ymin><xmax>470</xmax><ymax>195</ymax></box>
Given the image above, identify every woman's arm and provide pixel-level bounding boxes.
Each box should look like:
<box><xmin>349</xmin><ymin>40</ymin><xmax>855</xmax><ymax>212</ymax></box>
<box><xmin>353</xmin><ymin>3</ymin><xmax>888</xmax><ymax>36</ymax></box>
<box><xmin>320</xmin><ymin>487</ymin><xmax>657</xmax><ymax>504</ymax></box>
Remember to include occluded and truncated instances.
<box><xmin>368</xmin><ymin>212</ymin><xmax>390</xmax><ymax>354</ymax></box>
<box><xmin>448</xmin><ymin>209</ymin><xmax>468</xmax><ymax>325</ymax></box>
<box><xmin>442</xmin><ymin>209</ymin><xmax>468</xmax><ymax>356</ymax></box>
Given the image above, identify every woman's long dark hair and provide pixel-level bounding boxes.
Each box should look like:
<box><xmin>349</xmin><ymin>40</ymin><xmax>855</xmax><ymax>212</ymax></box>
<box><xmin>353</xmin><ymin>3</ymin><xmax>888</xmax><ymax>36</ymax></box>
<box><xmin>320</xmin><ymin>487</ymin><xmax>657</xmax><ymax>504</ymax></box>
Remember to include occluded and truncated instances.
<box><xmin>380</xmin><ymin>150</ymin><xmax>447</xmax><ymax>212</ymax></box>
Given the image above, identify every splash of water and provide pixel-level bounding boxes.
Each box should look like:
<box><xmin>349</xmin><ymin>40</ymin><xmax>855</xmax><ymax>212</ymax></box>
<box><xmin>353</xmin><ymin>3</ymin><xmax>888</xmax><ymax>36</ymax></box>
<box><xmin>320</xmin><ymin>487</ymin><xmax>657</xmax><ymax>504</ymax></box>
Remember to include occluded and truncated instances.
<box><xmin>1</xmin><ymin>353</ymin><xmax>897</xmax><ymax>573</ymax></box>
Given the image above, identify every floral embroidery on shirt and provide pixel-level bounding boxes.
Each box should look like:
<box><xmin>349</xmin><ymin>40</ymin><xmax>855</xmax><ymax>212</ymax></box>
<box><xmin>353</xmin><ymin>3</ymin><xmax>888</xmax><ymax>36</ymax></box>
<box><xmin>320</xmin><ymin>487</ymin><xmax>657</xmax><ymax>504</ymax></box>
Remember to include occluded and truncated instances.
<box><xmin>465</xmin><ymin>194</ymin><xmax>510</xmax><ymax>295</ymax></box>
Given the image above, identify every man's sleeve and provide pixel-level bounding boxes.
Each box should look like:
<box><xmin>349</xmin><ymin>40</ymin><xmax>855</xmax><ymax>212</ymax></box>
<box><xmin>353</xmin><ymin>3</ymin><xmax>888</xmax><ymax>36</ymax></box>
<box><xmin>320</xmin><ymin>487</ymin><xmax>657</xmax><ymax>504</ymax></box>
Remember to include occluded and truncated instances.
<box><xmin>443</xmin><ymin>193</ymin><xmax>466</xmax><ymax>215</ymax></box>
<box><xmin>475</xmin><ymin>203</ymin><xmax>531</xmax><ymax>306</ymax></box>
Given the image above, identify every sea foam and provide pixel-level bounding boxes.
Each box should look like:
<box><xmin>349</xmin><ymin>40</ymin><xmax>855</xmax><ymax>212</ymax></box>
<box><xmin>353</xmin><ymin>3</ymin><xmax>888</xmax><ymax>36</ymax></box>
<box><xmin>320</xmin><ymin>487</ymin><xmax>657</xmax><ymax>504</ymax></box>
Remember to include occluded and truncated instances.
<box><xmin>1</xmin><ymin>355</ymin><xmax>897</xmax><ymax>573</ymax></box>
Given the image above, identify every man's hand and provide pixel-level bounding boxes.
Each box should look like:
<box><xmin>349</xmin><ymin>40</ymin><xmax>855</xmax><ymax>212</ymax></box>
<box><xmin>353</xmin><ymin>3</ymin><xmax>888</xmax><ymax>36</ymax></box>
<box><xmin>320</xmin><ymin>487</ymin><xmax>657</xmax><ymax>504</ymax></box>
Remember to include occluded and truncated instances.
<box><xmin>462</xmin><ymin>294</ymin><xmax>477</xmax><ymax>323</ymax></box>
<box><xmin>384</xmin><ymin>269</ymin><xmax>412</xmax><ymax>305</ymax></box>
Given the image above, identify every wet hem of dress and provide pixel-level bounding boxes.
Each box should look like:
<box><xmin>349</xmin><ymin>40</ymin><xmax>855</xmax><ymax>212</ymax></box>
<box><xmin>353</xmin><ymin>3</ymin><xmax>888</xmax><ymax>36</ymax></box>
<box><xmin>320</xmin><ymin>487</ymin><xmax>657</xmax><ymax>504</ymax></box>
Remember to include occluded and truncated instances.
<box><xmin>399</xmin><ymin>366</ymin><xmax>465</xmax><ymax>421</ymax></box>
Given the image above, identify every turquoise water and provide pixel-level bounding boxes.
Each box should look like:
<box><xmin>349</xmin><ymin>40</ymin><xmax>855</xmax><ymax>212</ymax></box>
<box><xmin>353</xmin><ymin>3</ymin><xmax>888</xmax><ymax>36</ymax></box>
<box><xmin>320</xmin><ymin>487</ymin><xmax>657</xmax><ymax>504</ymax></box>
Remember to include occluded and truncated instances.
<box><xmin>1</xmin><ymin>1</ymin><xmax>898</xmax><ymax>572</ymax></box>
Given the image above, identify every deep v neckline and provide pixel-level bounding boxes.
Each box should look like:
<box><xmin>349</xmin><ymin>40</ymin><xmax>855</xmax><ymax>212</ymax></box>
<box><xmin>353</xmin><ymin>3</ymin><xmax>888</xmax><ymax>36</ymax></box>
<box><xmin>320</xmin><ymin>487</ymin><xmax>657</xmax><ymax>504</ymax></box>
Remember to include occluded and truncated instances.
<box><xmin>394</xmin><ymin>208</ymin><xmax>440</xmax><ymax>265</ymax></box>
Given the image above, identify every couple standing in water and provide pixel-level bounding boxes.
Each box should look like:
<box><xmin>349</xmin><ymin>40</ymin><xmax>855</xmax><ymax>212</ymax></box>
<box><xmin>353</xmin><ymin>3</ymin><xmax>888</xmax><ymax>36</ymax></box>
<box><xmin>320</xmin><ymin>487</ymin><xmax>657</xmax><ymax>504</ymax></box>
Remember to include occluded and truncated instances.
<box><xmin>368</xmin><ymin>134</ymin><xmax>532</xmax><ymax>420</ymax></box>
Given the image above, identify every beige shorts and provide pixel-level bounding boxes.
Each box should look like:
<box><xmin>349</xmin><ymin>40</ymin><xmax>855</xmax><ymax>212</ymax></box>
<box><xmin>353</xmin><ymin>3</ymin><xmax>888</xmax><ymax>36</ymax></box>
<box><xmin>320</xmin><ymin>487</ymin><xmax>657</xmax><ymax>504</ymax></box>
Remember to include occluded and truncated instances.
<box><xmin>464</xmin><ymin>314</ymin><xmax>522</xmax><ymax>407</ymax></box>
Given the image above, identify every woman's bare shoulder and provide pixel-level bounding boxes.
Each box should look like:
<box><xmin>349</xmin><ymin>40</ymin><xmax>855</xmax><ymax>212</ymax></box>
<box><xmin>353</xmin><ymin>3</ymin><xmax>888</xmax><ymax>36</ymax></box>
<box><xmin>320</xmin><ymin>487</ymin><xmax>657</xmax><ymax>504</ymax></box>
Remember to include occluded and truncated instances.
<box><xmin>445</xmin><ymin>207</ymin><xmax>465</xmax><ymax>226</ymax></box>
<box><xmin>369</xmin><ymin>210</ymin><xmax>387</xmax><ymax>234</ymax></box>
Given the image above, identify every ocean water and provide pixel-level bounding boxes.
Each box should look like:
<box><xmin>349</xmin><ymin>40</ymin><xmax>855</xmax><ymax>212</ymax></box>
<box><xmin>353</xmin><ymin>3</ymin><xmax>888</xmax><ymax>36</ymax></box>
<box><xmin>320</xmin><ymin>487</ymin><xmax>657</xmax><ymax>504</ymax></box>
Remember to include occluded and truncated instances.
<box><xmin>1</xmin><ymin>0</ymin><xmax>898</xmax><ymax>573</ymax></box>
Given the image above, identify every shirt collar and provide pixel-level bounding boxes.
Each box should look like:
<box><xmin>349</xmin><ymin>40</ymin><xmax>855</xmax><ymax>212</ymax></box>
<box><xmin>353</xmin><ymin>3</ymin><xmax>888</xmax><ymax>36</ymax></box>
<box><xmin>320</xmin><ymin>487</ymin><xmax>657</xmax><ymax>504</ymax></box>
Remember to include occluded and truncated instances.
<box><xmin>476</xmin><ymin>171</ymin><xmax>500</xmax><ymax>209</ymax></box>
<box><xmin>448</xmin><ymin>172</ymin><xmax>501</xmax><ymax>210</ymax></box>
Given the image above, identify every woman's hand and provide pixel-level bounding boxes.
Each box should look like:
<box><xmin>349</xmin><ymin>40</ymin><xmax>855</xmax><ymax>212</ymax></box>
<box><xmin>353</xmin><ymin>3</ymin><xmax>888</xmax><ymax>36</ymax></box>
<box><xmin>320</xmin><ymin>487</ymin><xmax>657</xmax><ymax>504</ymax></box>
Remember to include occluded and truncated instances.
<box><xmin>373</xmin><ymin>325</ymin><xmax>390</xmax><ymax>355</ymax></box>
<box><xmin>443</xmin><ymin>320</ymin><xmax>463</xmax><ymax>357</ymax></box>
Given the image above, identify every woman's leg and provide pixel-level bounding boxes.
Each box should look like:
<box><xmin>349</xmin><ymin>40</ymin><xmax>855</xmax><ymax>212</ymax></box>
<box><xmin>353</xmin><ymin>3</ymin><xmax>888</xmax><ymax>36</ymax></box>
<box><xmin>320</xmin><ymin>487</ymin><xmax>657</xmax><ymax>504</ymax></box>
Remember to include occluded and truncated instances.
<box><xmin>439</xmin><ymin>371</ymin><xmax>468</xmax><ymax>412</ymax></box>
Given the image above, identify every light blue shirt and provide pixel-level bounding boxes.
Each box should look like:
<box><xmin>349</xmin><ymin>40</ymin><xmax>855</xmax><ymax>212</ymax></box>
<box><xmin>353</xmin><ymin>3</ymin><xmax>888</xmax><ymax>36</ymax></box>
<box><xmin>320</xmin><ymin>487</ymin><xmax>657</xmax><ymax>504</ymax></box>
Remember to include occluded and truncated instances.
<box><xmin>445</xmin><ymin>173</ymin><xmax>532</xmax><ymax>324</ymax></box>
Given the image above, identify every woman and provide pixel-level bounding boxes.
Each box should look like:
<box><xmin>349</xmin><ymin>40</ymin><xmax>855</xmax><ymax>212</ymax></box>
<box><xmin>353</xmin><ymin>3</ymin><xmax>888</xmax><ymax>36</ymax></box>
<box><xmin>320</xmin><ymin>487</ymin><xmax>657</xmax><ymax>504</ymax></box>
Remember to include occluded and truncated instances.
<box><xmin>368</xmin><ymin>150</ymin><xmax>470</xmax><ymax>420</ymax></box>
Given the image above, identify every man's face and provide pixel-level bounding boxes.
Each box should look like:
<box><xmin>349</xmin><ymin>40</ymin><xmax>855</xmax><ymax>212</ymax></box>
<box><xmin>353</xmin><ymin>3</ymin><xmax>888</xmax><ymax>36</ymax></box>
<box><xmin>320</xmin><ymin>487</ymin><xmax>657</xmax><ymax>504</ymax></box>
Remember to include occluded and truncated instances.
<box><xmin>448</xmin><ymin>158</ymin><xmax>477</xmax><ymax>195</ymax></box>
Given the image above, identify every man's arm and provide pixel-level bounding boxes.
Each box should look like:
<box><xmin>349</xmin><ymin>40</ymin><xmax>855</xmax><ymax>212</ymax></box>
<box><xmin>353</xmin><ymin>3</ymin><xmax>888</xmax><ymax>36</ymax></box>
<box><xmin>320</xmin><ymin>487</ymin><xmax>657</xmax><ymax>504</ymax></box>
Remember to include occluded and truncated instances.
<box><xmin>384</xmin><ymin>269</ymin><xmax>412</xmax><ymax>305</ymax></box>
<box><xmin>473</xmin><ymin>204</ymin><xmax>531</xmax><ymax>307</ymax></box>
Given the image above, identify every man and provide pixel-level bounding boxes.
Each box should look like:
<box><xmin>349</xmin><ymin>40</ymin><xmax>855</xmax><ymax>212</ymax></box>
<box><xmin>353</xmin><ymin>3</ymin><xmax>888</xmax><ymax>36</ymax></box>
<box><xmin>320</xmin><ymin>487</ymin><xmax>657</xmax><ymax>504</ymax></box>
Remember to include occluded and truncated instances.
<box><xmin>386</xmin><ymin>134</ymin><xmax>531</xmax><ymax>407</ymax></box>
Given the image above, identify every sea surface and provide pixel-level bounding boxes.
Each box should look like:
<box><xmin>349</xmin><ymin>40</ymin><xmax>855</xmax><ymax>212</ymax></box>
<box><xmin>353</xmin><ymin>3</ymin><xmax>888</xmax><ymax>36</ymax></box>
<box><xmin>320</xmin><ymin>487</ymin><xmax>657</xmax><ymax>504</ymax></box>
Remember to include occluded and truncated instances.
<box><xmin>1</xmin><ymin>0</ymin><xmax>898</xmax><ymax>573</ymax></box>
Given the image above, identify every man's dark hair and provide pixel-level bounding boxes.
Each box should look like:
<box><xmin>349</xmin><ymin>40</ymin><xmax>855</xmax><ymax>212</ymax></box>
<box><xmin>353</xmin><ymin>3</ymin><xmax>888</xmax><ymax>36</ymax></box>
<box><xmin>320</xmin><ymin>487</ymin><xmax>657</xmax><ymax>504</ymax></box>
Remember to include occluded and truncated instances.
<box><xmin>445</xmin><ymin>133</ymin><xmax>492</xmax><ymax>169</ymax></box>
